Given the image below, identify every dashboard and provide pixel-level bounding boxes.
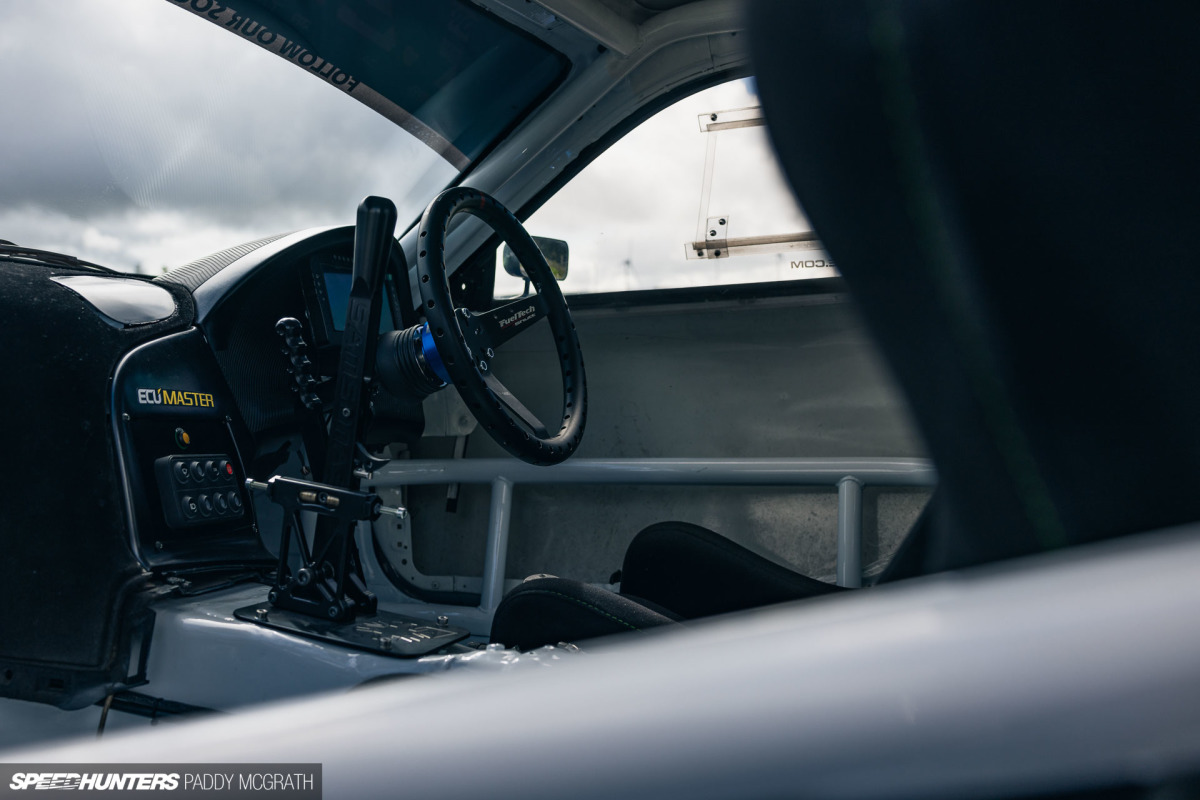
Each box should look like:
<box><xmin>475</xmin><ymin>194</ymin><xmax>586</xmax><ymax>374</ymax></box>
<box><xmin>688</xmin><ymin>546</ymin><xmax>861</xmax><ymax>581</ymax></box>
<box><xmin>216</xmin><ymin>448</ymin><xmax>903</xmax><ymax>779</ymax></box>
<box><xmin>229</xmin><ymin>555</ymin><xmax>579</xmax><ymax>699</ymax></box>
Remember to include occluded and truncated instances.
<box><xmin>112</xmin><ymin>226</ymin><xmax>417</xmax><ymax>574</ymax></box>
<box><xmin>0</xmin><ymin>223</ymin><xmax>450</xmax><ymax>705</ymax></box>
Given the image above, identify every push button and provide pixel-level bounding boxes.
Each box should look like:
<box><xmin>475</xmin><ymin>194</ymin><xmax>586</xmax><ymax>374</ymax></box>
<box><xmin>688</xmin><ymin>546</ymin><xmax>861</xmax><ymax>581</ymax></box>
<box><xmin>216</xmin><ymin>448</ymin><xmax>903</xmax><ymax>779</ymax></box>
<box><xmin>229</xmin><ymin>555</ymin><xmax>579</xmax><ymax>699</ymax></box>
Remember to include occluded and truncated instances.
<box><xmin>154</xmin><ymin>453</ymin><xmax>246</xmax><ymax>529</ymax></box>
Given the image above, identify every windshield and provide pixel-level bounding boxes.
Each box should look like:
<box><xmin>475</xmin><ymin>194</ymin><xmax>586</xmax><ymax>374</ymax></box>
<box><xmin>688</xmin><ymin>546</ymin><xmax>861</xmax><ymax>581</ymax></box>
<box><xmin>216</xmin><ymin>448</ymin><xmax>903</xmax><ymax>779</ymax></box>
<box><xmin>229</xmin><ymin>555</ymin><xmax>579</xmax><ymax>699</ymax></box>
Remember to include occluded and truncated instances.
<box><xmin>0</xmin><ymin>0</ymin><xmax>564</xmax><ymax>274</ymax></box>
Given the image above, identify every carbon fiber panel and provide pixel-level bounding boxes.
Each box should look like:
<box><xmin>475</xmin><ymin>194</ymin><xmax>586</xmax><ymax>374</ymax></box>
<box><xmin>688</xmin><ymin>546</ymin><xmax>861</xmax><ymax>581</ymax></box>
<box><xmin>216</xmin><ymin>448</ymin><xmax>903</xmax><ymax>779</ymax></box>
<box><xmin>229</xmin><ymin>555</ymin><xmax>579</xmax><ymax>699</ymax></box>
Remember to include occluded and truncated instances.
<box><xmin>155</xmin><ymin>233</ymin><xmax>291</xmax><ymax>292</ymax></box>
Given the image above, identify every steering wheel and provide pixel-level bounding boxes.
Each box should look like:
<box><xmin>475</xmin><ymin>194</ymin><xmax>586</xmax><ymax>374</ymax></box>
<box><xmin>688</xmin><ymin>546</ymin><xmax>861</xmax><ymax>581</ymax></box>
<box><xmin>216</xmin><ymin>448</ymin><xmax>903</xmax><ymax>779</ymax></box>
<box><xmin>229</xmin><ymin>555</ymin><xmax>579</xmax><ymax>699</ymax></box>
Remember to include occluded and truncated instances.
<box><xmin>416</xmin><ymin>186</ymin><xmax>586</xmax><ymax>466</ymax></box>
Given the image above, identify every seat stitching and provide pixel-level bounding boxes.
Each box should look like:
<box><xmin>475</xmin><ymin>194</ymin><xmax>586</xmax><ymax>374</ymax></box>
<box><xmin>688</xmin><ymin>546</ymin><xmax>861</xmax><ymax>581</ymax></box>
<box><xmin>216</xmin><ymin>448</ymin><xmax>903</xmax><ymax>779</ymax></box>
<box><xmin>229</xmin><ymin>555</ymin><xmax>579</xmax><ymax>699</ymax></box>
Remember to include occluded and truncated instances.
<box><xmin>521</xmin><ymin>589</ymin><xmax>643</xmax><ymax>631</ymax></box>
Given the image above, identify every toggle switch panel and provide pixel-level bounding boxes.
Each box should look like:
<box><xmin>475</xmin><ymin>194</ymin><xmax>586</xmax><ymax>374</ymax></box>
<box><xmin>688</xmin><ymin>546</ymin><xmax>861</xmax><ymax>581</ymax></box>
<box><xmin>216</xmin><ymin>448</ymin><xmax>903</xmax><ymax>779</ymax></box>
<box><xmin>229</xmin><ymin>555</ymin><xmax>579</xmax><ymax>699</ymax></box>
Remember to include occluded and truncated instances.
<box><xmin>154</xmin><ymin>454</ymin><xmax>245</xmax><ymax>529</ymax></box>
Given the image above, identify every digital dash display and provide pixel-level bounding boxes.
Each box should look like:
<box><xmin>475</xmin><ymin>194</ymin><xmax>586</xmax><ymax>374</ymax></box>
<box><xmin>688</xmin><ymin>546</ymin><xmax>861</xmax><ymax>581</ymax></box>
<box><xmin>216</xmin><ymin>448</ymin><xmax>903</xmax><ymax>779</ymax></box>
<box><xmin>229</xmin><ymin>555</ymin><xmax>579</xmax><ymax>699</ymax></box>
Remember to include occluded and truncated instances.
<box><xmin>301</xmin><ymin>249</ymin><xmax>401</xmax><ymax>348</ymax></box>
<box><xmin>321</xmin><ymin>271</ymin><xmax>396</xmax><ymax>333</ymax></box>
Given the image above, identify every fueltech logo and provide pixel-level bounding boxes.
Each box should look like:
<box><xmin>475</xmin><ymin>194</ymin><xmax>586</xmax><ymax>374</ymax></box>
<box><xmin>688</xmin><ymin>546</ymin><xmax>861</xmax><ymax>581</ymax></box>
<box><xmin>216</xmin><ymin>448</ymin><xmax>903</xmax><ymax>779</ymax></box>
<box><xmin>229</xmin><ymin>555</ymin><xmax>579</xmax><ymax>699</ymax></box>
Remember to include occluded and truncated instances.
<box><xmin>498</xmin><ymin>305</ymin><xmax>536</xmax><ymax>329</ymax></box>
<box><xmin>9</xmin><ymin>772</ymin><xmax>180</xmax><ymax>791</ymax></box>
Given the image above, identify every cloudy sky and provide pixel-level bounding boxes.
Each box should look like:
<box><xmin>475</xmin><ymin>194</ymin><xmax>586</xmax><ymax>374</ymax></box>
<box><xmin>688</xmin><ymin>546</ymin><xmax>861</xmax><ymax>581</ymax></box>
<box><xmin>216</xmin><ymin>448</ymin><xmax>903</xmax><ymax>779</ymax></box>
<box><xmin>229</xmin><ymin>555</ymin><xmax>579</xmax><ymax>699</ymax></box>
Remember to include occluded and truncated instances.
<box><xmin>1</xmin><ymin>0</ymin><xmax>826</xmax><ymax>292</ymax></box>
<box><xmin>0</xmin><ymin>0</ymin><xmax>454</xmax><ymax>273</ymax></box>
<box><xmin>496</xmin><ymin>79</ymin><xmax>832</xmax><ymax>297</ymax></box>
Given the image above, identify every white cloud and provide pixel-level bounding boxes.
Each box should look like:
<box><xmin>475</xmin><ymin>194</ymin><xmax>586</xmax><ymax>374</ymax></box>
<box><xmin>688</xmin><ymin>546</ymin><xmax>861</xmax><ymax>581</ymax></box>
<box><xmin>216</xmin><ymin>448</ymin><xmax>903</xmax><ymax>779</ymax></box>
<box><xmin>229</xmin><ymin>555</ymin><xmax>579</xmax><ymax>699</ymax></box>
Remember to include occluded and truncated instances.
<box><xmin>80</xmin><ymin>226</ymin><xmax>121</xmax><ymax>253</ymax></box>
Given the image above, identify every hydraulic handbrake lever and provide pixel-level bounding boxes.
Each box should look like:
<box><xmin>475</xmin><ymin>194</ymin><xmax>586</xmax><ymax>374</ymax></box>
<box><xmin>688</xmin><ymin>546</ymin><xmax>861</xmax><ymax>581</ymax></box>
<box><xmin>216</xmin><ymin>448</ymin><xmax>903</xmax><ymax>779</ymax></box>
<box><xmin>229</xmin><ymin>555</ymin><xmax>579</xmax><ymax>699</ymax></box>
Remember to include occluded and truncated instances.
<box><xmin>323</xmin><ymin>196</ymin><xmax>397</xmax><ymax>488</ymax></box>
<box><xmin>270</xmin><ymin>196</ymin><xmax>398</xmax><ymax>622</ymax></box>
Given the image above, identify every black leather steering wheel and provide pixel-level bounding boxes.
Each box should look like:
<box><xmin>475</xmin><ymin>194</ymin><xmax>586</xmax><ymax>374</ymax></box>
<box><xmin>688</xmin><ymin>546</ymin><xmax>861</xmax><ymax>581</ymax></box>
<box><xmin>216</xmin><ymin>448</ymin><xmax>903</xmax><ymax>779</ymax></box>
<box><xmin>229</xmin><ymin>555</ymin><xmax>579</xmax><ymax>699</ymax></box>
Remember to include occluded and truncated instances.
<box><xmin>416</xmin><ymin>186</ymin><xmax>586</xmax><ymax>466</ymax></box>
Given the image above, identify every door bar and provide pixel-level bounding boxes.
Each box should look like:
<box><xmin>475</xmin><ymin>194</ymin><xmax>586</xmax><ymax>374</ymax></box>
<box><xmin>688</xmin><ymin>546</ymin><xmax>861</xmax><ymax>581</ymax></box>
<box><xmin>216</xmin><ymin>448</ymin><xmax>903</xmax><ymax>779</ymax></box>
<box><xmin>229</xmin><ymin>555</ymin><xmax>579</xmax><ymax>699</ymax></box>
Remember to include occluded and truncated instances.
<box><xmin>368</xmin><ymin>458</ymin><xmax>936</xmax><ymax>605</ymax></box>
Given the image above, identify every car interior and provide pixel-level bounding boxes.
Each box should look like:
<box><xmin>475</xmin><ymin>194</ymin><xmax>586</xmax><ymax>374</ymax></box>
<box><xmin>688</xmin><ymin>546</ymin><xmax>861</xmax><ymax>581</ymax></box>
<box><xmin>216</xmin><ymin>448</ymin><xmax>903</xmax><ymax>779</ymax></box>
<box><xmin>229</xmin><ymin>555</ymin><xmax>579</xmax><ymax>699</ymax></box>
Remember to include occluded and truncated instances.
<box><xmin>3</xmin><ymin>0</ymin><xmax>1200</xmax><ymax>796</ymax></box>
<box><xmin>0</xmin><ymin>0</ymin><xmax>930</xmax><ymax>721</ymax></box>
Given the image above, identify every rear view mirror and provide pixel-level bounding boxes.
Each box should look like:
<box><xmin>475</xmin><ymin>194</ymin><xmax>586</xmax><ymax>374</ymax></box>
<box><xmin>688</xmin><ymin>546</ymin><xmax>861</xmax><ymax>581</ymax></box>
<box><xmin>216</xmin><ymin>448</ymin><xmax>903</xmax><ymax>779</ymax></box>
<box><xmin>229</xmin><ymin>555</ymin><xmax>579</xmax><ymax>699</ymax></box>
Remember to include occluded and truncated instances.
<box><xmin>502</xmin><ymin>236</ymin><xmax>569</xmax><ymax>282</ymax></box>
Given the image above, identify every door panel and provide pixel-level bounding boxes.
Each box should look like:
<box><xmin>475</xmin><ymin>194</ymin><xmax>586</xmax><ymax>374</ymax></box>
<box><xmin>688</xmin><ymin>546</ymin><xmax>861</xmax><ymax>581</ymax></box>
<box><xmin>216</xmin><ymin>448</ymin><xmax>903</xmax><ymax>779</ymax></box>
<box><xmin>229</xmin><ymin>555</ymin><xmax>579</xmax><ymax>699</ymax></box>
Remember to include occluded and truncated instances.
<box><xmin>403</xmin><ymin>289</ymin><xmax>929</xmax><ymax>586</ymax></box>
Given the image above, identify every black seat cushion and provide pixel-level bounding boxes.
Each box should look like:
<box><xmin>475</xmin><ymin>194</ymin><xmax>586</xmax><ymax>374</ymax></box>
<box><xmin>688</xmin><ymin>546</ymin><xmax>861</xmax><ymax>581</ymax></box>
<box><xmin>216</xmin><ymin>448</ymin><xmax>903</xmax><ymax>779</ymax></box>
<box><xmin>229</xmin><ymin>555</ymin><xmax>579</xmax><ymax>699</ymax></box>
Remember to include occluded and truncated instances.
<box><xmin>490</xmin><ymin>576</ymin><xmax>676</xmax><ymax>650</ymax></box>
<box><xmin>620</xmin><ymin>522</ymin><xmax>846</xmax><ymax>620</ymax></box>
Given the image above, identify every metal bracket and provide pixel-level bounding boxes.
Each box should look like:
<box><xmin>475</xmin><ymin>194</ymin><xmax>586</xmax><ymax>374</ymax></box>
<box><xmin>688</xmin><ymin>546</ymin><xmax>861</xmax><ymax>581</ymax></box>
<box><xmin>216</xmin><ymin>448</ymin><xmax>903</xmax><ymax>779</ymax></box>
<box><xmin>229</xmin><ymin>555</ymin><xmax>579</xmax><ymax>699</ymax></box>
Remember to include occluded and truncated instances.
<box><xmin>685</xmin><ymin>104</ymin><xmax>833</xmax><ymax>263</ymax></box>
<box><xmin>246</xmin><ymin>476</ymin><xmax>405</xmax><ymax>622</ymax></box>
<box><xmin>232</xmin><ymin>603</ymin><xmax>468</xmax><ymax>658</ymax></box>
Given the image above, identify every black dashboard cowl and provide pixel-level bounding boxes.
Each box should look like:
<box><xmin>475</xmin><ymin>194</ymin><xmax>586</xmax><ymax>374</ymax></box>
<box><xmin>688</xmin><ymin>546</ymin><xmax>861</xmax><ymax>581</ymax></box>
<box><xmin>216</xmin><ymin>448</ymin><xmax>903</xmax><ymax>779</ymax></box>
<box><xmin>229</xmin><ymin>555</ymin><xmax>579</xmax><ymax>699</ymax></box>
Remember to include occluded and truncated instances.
<box><xmin>155</xmin><ymin>232</ymin><xmax>290</xmax><ymax>293</ymax></box>
<box><xmin>0</xmin><ymin>263</ymin><xmax>194</xmax><ymax>709</ymax></box>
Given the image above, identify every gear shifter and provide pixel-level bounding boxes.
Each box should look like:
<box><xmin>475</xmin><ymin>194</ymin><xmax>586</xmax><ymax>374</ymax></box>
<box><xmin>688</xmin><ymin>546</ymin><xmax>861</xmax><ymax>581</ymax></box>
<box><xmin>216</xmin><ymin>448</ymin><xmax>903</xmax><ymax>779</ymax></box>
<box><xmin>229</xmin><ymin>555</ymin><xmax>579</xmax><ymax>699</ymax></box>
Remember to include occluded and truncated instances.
<box><xmin>275</xmin><ymin>317</ymin><xmax>321</xmax><ymax>411</ymax></box>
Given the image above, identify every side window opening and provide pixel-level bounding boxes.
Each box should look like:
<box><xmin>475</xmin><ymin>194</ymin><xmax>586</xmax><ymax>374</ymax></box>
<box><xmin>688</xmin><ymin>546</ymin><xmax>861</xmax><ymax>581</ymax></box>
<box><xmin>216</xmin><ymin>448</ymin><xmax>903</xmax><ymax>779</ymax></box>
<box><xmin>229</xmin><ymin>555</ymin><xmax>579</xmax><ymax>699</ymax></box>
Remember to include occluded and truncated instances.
<box><xmin>494</xmin><ymin>78</ymin><xmax>838</xmax><ymax>299</ymax></box>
